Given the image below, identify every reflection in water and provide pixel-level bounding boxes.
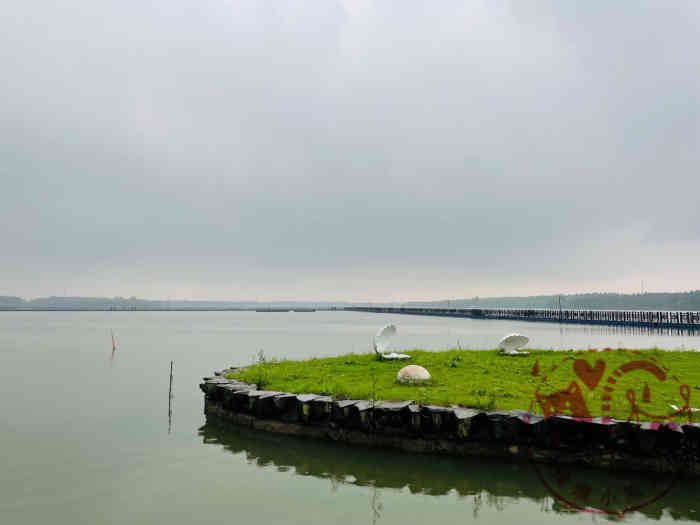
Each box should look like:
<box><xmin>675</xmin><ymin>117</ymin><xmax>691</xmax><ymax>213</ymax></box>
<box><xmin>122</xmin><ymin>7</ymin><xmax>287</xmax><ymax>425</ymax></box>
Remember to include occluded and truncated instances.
<box><xmin>534</xmin><ymin>461</ymin><xmax>676</xmax><ymax>517</ymax></box>
<box><xmin>200</xmin><ymin>419</ymin><xmax>700</xmax><ymax>521</ymax></box>
<box><xmin>558</xmin><ymin>323</ymin><xmax>699</xmax><ymax>342</ymax></box>
<box><xmin>370</xmin><ymin>486</ymin><xmax>382</xmax><ymax>525</ymax></box>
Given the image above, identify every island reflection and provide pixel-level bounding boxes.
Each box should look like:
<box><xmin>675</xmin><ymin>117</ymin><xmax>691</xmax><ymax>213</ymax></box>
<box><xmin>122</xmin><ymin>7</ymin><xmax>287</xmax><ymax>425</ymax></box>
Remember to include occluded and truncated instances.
<box><xmin>199</xmin><ymin>419</ymin><xmax>700</xmax><ymax>521</ymax></box>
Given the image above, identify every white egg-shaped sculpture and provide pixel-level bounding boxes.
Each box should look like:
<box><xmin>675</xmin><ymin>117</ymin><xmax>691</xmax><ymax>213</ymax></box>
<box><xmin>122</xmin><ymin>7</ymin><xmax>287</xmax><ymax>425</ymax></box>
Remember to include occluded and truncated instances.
<box><xmin>397</xmin><ymin>365</ymin><xmax>431</xmax><ymax>383</ymax></box>
<box><xmin>498</xmin><ymin>333</ymin><xmax>530</xmax><ymax>355</ymax></box>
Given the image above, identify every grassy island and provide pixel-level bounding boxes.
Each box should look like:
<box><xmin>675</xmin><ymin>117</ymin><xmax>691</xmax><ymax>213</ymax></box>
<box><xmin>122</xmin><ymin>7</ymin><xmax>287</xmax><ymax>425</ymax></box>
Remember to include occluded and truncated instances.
<box><xmin>228</xmin><ymin>349</ymin><xmax>700</xmax><ymax>421</ymax></box>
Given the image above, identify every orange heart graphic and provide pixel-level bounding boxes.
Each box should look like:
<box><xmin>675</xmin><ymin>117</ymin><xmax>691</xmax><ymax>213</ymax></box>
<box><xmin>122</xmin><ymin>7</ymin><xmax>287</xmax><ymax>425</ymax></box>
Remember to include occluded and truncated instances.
<box><xmin>573</xmin><ymin>359</ymin><xmax>606</xmax><ymax>391</ymax></box>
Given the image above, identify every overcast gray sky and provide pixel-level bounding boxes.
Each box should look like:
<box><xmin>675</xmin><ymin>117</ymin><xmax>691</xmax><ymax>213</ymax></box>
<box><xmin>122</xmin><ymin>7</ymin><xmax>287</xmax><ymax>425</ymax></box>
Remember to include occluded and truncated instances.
<box><xmin>1</xmin><ymin>1</ymin><xmax>699</xmax><ymax>301</ymax></box>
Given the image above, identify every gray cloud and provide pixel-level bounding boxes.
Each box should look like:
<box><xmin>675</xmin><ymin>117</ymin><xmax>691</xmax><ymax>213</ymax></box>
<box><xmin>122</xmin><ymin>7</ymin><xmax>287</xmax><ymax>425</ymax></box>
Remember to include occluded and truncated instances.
<box><xmin>1</xmin><ymin>1</ymin><xmax>699</xmax><ymax>300</ymax></box>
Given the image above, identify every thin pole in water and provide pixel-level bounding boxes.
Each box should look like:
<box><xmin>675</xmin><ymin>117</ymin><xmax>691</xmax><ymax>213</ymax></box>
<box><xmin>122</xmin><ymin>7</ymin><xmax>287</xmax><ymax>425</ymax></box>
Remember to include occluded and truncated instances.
<box><xmin>168</xmin><ymin>361</ymin><xmax>174</xmax><ymax>434</ymax></box>
<box><xmin>110</xmin><ymin>329</ymin><xmax>117</xmax><ymax>363</ymax></box>
<box><xmin>558</xmin><ymin>295</ymin><xmax>562</xmax><ymax>322</ymax></box>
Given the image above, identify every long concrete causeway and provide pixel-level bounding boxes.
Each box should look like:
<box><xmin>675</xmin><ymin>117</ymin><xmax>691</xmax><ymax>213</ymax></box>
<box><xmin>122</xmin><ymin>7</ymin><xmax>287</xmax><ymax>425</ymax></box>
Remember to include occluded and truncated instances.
<box><xmin>345</xmin><ymin>306</ymin><xmax>700</xmax><ymax>330</ymax></box>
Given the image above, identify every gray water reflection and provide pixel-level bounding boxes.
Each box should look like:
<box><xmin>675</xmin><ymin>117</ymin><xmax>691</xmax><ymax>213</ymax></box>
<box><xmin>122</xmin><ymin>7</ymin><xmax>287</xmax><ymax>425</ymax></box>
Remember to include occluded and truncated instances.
<box><xmin>200</xmin><ymin>419</ymin><xmax>700</xmax><ymax>521</ymax></box>
<box><xmin>1</xmin><ymin>311</ymin><xmax>698</xmax><ymax>524</ymax></box>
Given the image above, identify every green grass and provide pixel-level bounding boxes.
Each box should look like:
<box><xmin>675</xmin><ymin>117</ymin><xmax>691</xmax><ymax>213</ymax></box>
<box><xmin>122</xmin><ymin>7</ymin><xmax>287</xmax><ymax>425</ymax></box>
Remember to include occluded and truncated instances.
<box><xmin>227</xmin><ymin>348</ymin><xmax>700</xmax><ymax>422</ymax></box>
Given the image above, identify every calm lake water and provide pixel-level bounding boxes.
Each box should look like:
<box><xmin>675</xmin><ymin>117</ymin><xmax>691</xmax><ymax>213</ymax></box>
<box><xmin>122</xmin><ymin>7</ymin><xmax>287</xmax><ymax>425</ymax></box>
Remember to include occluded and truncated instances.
<box><xmin>1</xmin><ymin>310</ymin><xmax>699</xmax><ymax>524</ymax></box>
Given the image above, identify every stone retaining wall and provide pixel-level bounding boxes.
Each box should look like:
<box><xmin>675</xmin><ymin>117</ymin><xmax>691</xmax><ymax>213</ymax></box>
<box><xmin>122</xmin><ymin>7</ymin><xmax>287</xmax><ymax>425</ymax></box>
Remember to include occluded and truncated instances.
<box><xmin>200</xmin><ymin>373</ymin><xmax>700</xmax><ymax>476</ymax></box>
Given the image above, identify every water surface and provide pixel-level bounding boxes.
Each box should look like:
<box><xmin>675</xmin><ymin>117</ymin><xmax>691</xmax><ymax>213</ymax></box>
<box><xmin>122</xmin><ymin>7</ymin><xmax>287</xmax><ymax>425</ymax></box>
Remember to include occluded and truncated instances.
<box><xmin>1</xmin><ymin>311</ymin><xmax>698</xmax><ymax>524</ymax></box>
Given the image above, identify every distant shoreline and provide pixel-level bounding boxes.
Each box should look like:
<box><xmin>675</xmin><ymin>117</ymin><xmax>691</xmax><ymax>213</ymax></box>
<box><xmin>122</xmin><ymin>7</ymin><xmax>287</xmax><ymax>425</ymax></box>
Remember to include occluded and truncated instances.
<box><xmin>0</xmin><ymin>307</ymin><xmax>334</xmax><ymax>312</ymax></box>
<box><xmin>3</xmin><ymin>291</ymin><xmax>700</xmax><ymax>312</ymax></box>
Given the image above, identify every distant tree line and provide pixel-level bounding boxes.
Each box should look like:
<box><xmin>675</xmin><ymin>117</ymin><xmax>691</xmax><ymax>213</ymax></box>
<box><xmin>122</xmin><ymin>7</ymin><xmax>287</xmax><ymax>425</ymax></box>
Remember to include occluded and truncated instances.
<box><xmin>2</xmin><ymin>292</ymin><xmax>700</xmax><ymax>311</ymax></box>
<box><xmin>0</xmin><ymin>296</ymin><xmax>348</xmax><ymax>309</ymax></box>
<box><xmin>0</xmin><ymin>296</ymin><xmax>180</xmax><ymax>308</ymax></box>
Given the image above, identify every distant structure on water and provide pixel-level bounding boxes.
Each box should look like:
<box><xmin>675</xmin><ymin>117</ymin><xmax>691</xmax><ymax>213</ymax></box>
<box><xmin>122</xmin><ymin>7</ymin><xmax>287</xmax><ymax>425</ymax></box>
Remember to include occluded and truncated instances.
<box><xmin>346</xmin><ymin>306</ymin><xmax>700</xmax><ymax>331</ymax></box>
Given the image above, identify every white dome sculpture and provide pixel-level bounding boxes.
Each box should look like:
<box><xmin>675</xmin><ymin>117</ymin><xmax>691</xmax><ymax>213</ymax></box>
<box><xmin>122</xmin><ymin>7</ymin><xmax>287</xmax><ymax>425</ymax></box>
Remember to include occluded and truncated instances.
<box><xmin>498</xmin><ymin>334</ymin><xmax>530</xmax><ymax>356</ymax></box>
<box><xmin>373</xmin><ymin>324</ymin><xmax>410</xmax><ymax>360</ymax></box>
<box><xmin>397</xmin><ymin>365</ymin><xmax>431</xmax><ymax>383</ymax></box>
